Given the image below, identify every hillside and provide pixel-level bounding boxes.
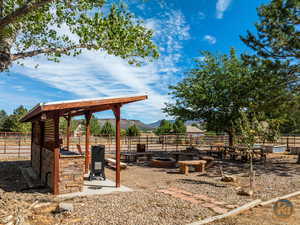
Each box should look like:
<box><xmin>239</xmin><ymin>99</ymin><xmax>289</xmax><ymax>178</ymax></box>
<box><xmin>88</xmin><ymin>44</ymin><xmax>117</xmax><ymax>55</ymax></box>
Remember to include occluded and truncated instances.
<box><xmin>97</xmin><ymin>119</ymin><xmax>152</xmax><ymax>131</ymax></box>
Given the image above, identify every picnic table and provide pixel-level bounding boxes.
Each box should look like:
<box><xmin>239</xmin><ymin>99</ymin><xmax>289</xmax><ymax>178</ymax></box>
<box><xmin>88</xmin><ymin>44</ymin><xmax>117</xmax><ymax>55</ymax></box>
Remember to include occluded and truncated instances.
<box><xmin>178</xmin><ymin>160</ymin><xmax>206</xmax><ymax>175</ymax></box>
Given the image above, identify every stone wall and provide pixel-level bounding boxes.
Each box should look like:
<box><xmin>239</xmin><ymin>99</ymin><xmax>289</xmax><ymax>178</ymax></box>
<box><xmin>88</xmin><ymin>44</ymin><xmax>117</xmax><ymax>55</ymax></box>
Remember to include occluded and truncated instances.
<box><xmin>59</xmin><ymin>156</ymin><xmax>84</xmax><ymax>194</ymax></box>
<box><xmin>41</xmin><ymin>148</ymin><xmax>53</xmax><ymax>188</ymax></box>
<box><xmin>31</xmin><ymin>142</ymin><xmax>41</xmax><ymax>176</ymax></box>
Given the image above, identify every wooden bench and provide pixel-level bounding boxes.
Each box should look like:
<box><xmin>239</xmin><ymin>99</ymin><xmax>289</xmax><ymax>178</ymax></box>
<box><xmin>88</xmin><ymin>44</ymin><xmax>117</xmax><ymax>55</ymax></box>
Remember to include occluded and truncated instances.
<box><xmin>178</xmin><ymin>160</ymin><xmax>206</xmax><ymax>175</ymax></box>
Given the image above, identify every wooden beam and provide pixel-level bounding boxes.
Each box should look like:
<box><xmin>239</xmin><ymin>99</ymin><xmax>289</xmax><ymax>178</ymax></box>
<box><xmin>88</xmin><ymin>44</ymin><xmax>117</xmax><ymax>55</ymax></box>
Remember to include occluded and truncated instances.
<box><xmin>84</xmin><ymin>112</ymin><xmax>92</xmax><ymax>174</ymax></box>
<box><xmin>112</xmin><ymin>105</ymin><xmax>121</xmax><ymax>188</ymax></box>
<box><xmin>53</xmin><ymin>116</ymin><xmax>60</xmax><ymax>195</ymax></box>
<box><xmin>20</xmin><ymin>95</ymin><xmax>147</xmax><ymax>122</ymax></box>
<box><xmin>66</xmin><ymin>115</ymin><xmax>71</xmax><ymax>151</ymax></box>
<box><xmin>187</xmin><ymin>199</ymin><xmax>262</xmax><ymax>225</ymax></box>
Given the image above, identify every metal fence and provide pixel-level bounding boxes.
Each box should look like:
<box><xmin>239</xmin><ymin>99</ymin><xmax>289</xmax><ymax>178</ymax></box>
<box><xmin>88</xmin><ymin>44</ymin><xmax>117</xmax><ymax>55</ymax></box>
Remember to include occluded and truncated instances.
<box><xmin>1</xmin><ymin>132</ymin><xmax>300</xmax><ymax>158</ymax></box>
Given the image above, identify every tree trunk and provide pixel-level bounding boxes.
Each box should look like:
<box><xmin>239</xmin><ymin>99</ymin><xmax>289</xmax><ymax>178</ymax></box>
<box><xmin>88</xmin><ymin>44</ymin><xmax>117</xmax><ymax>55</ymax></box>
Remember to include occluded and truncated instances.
<box><xmin>249</xmin><ymin>153</ymin><xmax>254</xmax><ymax>195</ymax></box>
<box><xmin>0</xmin><ymin>34</ymin><xmax>14</xmax><ymax>71</ymax></box>
<box><xmin>228</xmin><ymin>132</ymin><xmax>235</xmax><ymax>146</ymax></box>
<box><xmin>0</xmin><ymin>29</ymin><xmax>16</xmax><ymax>72</ymax></box>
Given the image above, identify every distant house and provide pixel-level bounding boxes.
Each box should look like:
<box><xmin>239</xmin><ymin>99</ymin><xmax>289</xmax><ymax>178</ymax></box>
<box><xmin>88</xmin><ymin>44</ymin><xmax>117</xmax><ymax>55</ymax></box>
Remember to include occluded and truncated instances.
<box><xmin>186</xmin><ymin>125</ymin><xmax>205</xmax><ymax>137</ymax></box>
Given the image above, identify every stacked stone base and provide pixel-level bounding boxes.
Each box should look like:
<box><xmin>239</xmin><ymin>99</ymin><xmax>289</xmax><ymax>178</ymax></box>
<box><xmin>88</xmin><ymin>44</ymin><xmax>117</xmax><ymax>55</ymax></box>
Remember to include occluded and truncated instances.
<box><xmin>59</xmin><ymin>156</ymin><xmax>85</xmax><ymax>194</ymax></box>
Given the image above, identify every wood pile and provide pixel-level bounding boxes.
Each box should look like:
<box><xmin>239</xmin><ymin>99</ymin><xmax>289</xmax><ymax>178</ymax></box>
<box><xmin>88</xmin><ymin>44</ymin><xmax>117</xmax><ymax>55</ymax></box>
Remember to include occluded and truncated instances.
<box><xmin>0</xmin><ymin>191</ymin><xmax>59</xmax><ymax>225</ymax></box>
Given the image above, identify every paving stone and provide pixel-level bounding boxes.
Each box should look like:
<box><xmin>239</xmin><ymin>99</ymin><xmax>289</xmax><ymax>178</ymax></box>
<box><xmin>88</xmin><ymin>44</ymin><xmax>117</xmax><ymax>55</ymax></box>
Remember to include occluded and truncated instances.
<box><xmin>202</xmin><ymin>203</ymin><xmax>215</xmax><ymax>208</ymax></box>
<box><xmin>211</xmin><ymin>206</ymin><xmax>228</xmax><ymax>214</ymax></box>
<box><xmin>180</xmin><ymin>196</ymin><xmax>200</xmax><ymax>204</ymax></box>
<box><xmin>226</xmin><ymin>204</ymin><xmax>238</xmax><ymax>209</ymax></box>
<box><xmin>211</xmin><ymin>200</ymin><xmax>226</xmax><ymax>205</ymax></box>
<box><xmin>168</xmin><ymin>187</ymin><xmax>193</xmax><ymax>196</ymax></box>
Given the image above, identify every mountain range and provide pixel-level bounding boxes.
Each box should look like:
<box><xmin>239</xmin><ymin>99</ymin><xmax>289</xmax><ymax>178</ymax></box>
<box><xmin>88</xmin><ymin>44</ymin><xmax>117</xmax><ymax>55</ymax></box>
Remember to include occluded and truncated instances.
<box><xmin>96</xmin><ymin>119</ymin><xmax>202</xmax><ymax>130</ymax></box>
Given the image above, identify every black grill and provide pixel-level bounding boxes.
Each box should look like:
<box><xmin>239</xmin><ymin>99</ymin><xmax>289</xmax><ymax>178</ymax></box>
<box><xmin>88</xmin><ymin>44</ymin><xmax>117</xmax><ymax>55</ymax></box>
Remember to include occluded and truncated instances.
<box><xmin>89</xmin><ymin>145</ymin><xmax>106</xmax><ymax>180</ymax></box>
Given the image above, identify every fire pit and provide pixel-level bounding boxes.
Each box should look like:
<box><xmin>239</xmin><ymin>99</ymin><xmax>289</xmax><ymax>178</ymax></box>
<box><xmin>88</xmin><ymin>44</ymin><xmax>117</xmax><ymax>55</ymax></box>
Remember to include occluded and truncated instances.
<box><xmin>150</xmin><ymin>157</ymin><xmax>176</xmax><ymax>168</ymax></box>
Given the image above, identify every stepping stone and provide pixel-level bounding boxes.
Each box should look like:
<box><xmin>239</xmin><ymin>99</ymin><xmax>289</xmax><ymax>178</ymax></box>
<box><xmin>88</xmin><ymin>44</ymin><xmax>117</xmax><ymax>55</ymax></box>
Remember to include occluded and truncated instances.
<box><xmin>180</xmin><ymin>196</ymin><xmax>200</xmax><ymax>204</ymax></box>
<box><xmin>211</xmin><ymin>200</ymin><xmax>226</xmax><ymax>205</ymax></box>
<box><xmin>157</xmin><ymin>189</ymin><xmax>176</xmax><ymax>195</ymax></box>
<box><xmin>202</xmin><ymin>203</ymin><xmax>215</xmax><ymax>208</ymax></box>
<box><xmin>211</xmin><ymin>206</ymin><xmax>228</xmax><ymax>214</ymax></box>
<box><xmin>225</xmin><ymin>204</ymin><xmax>238</xmax><ymax>209</ymax></box>
<box><xmin>168</xmin><ymin>187</ymin><xmax>193</xmax><ymax>196</ymax></box>
<box><xmin>194</xmin><ymin>194</ymin><xmax>215</xmax><ymax>202</ymax></box>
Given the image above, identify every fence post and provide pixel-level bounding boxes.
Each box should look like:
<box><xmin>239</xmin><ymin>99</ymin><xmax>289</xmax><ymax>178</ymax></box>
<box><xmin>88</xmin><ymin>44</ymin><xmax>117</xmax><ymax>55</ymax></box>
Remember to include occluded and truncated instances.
<box><xmin>146</xmin><ymin>136</ymin><xmax>149</xmax><ymax>151</ymax></box>
<box><xmin>18</xmin><ymin>134</ymin><xmax>21</xmax><ymax>158</ymax></box>
<box><xmin>4</xmin><ymin>132</ymin><xmax>6</xmax><ymax>154</ymax></box>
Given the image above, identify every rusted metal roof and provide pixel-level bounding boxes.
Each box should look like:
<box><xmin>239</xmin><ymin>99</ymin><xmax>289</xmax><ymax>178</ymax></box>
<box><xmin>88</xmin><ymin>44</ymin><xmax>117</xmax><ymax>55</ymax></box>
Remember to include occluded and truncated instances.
<box><xmin>21</xmin><ymin>94</ymin><xmax>147</xmax><ymax>122</ymax></box>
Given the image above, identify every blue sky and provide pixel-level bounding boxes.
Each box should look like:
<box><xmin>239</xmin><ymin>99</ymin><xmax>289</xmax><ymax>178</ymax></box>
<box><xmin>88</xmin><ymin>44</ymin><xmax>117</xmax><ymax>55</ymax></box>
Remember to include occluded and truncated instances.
<box><xmin>0</xmin><ymin>0</ymin><xmax>269</xmax><ymax>123</ymax></box>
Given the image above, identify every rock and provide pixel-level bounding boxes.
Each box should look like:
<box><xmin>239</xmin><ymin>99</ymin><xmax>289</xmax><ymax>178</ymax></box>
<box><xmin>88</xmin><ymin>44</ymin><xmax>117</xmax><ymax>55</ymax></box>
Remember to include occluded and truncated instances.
<box><xmin>221</xmin><ymin>175</ymin><xmax>237</xmax><ymax>182</ymax></box>
<box><xmin>237</xmin><ymin>189</ymin><xmax>253</xmax><ymax>196</ymax></box>
<box><xmin>1</xmin><ymin>215</ymin><xmax>13</xmax><ymax>224</ymax></box>
<box><xmin>58</xmin><ymin>202</ymin><xmax>74</xmax><ymax>212</ymax></box>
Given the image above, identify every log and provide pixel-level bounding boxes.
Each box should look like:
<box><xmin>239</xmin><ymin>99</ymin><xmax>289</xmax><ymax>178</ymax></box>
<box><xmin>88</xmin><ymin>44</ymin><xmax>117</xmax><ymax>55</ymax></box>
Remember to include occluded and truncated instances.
<box><xmin>259</xmin><ymin>190</ymin><xmax>300</xmax><ymax>206</ymax></box>
<box><xmin>187</xmin><ymin>199</ymin><xmax>262</xmax><ymax>225</ymax></box>
<box><xmin>106</xmin><ymin>158</ymin><xmax>127</xmax><ymax>169</ymax></box>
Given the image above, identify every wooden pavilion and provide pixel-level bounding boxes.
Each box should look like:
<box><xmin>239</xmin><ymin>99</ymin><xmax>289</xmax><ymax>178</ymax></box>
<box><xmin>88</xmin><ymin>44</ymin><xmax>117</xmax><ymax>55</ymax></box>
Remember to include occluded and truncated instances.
<box><xmin>21</xmin><ymin>95</ymin><xmax>147</xmax><ymax>195</ymax></box>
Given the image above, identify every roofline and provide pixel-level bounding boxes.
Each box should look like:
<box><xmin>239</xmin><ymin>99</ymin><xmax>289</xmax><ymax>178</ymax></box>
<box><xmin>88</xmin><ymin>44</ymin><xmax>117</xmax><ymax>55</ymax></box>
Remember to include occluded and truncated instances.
<box><xmin>20</xmin><ymin>94</ymin><xmax>148</xmax><ymax>122</ymax></box>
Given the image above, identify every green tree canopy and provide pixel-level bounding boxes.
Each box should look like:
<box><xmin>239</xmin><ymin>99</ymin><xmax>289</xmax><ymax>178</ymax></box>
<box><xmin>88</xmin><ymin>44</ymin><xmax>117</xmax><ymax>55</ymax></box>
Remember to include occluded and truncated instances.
<box><xmin>0</xmin><ymin>109</ymin><xmax>7</xmax><ymax>128</ymax></box>
<box><xmin>172</xmin><ymin>119</ymin><xmax>186</xmax><ymax>134</ymax></box>
<box><xmin>154</xmin><ymin>119</ymin><xmax>173</xmax><ymax>135</ymax></box>
<box><xmin>0</xmin><ymin>0</ymin><xmax>159</xmax><ymax>71</ymax></box>
<box><xmin>100</xmin><ymin>121</ymin><xmax>115</xmax><ymax>136</ymax></box>
<box><xmin>1</xmin><ymin>105</ymin><xmax>31</xmax><ymax>132</ymax></box>
<box><xmin>241</xmin><ymin>0</ymin><xmax>300</xmax><ymax>60</ymax></box>
<box><xmin>59</xmin><ymin>117</ymin><xmax>77</xmax><ymax>135</ymax></box>
<box><xmin>164</xmin><ymin>49</ymin><xmax>298</xmax><ymax>145</ymax></box>
<box><xmin>126</xmin><ymin>124</ymin><xmax>140</xmax><ymax>136</ymax></box>
<box><xmin>89</xmin><ymin>115</ymin><xmax>101</xmax><ymax>136</ymax></box>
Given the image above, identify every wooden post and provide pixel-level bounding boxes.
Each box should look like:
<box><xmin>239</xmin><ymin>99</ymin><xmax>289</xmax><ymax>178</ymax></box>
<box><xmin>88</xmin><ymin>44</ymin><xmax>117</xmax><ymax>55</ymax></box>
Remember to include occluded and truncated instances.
<box><xmin>53</xmin><ymin>116</ymin><xmax>60</xmax><ymax>195</ymax></box>
<box><xmin>113</xmin><ymin>105</ymin><xmax>121</xmax><ymax>188</ymax></box>
<box><xmin>66</xmin><ymin>115</ymin><xmax>71</xmax><ymax>150</ymax></box>
<box><xmin>85</xmin><ymin>112</ymin><xmax>91</xmax><ymax>174</ymax></box>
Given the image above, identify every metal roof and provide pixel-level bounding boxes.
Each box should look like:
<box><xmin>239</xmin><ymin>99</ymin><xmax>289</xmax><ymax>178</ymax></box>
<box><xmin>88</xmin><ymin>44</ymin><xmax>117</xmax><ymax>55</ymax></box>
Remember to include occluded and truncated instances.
<box><xmin>21</xmin><ymin>94</ymin><xmax>148</xmax><ymax>122</ymax></box>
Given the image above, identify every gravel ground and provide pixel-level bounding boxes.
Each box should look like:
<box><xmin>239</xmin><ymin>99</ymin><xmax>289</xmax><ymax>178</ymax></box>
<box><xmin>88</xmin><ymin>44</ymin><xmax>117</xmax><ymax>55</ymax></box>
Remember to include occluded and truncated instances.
<box><xmin>0</xmin><ymin>154</ymin><xmax>300</xmax><ymax>225</ymax></box>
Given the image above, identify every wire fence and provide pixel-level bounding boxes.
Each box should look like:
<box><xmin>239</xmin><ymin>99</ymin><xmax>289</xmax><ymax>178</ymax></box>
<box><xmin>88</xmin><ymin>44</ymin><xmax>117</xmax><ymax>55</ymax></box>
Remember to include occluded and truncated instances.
<box><xmin>0</xmin><ymin>132</ymin><xmax>300</xmax><ymax>157</ymax></box>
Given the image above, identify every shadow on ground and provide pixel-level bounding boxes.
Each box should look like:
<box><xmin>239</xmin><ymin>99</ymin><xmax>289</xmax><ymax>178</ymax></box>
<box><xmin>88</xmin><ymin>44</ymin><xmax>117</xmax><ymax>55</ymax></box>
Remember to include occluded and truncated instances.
<box><xmin>0</xmin><ymin>160</ymin><xmax>50</xmax><ymax>193</ymax></box>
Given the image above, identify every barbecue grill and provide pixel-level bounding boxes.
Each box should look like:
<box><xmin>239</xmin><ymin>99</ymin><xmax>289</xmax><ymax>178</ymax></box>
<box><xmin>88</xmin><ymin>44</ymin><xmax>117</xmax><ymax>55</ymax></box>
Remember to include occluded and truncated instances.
<box><xmin>89</xmin><ymin>145</ymin><xmax>106</xmax><ymax>181</ymax></box>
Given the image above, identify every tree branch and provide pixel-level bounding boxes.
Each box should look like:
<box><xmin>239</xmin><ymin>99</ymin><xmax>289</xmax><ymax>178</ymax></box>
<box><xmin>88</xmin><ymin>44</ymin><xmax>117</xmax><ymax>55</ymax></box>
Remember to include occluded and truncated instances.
<box><xmin>0</xmin><ymin>0</ymin><xmax>54</xmax><ymax>30</ymax></box>
<box><xmin>11</xmin><ymin>44</ymin><xmax>95</xmax><ymax>61</ymax></box>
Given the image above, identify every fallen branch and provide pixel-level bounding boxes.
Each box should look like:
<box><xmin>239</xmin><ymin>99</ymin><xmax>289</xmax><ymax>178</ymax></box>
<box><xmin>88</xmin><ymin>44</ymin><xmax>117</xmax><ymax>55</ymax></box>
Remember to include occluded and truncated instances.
<box><xmin>187</xmin><ymin>199</ymin><xmax>262</xmax><ymax>225</ymax></box>
<box><xmin>259</xmin><ymin>190</ymin><xmax>300</xmax><ymax>206</ymax></box>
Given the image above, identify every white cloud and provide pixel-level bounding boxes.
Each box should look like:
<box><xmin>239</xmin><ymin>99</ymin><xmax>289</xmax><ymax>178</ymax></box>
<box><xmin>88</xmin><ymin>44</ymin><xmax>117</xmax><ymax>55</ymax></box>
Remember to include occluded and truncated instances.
<box><xmin>203</xmin><ymin>35</ymin><xmax>217</xmax><ymax>44</ymax></box>
<box><xmin>11</xmin><ymin>9</ymin><xmax>190</xmax><ymax>123</ymax></box>
<box><xmin>216</xmin><ymin>0</ymin><xmax>232</xmax><ymax>19</ymax></box>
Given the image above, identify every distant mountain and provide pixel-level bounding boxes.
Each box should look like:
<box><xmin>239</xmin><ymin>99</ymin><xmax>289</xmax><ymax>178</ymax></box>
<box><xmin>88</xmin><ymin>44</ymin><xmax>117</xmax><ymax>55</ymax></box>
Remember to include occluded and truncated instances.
<box><xmin>97</xmin><ymin>118</ymin><xmax>152</xmax><ymax>131</ymax></box>
<box><xmin>147</xmin><ymin>120</ymin><xmax>203</xmax><ymax>129</ymax></box>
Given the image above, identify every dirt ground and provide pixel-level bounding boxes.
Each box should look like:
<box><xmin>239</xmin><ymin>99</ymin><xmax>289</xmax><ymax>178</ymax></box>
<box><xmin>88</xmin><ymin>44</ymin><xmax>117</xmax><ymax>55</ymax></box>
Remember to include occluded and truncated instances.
<box><xmin>1</xmin><ymin>154</ymin><xmax>300</xmax><ymax>225</ymax></box>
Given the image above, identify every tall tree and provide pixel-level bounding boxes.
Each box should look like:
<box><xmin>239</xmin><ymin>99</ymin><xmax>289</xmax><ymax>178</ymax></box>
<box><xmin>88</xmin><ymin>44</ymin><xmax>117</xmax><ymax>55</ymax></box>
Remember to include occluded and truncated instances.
<box><xmin>89</xmin><ymin>115</ymin><xmax>101</xmax><ymax>136</ymax></box>
<box><xmin>0</xmin><ymin>109</ymin><xmax>7</xmax><ymax>128</ymax></box>
<box><xmin>0</xmin><ymin>0</ymin><xmax>158</xmax><ymax>71</ymax></box>
<box><xmin>100</xmin><ymin>121</ymin><xmax>115</xmax><ymax>136</ymax></box>
<box><xmin>241</xmin><ymin>0</ymin><xmax>300</xmax><ymax>60</ymax></box>
<box><xmin>154</xmin><ymin>119</ymin><xmax>172</xmax><ymax>135</ymax></box>
<box><xmin>59</xmin><ymin>117</ymin><xmax>77</xmax><ymax>135</ymax></box>
<box><xmin>126</xmin><ymin>124</ymin><xmax>140</xmax><ymax>136</ymax></box>
<box><xmin>172</xmin><ymin>119</ymin><xmax>186</xmax><ymax>134</ymax></box>
<box><xmin>1</xmin><ymin>105</ymin><xmax>31</xmax><ymax>132</ymax></box>
<box><xmin>164</xmin><ymin>49</ymin><xmax>298</xmax><ymax>145</ymax></box>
